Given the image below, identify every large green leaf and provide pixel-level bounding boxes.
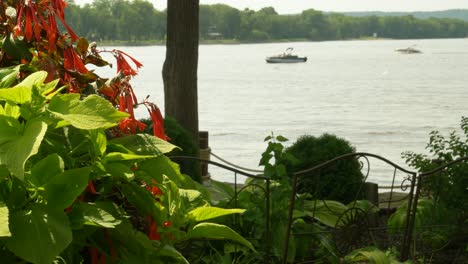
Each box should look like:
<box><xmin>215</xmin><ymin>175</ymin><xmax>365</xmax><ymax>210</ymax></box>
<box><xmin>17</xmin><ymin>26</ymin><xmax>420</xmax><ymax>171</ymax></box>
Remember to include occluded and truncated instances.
<box><xmin>187</xmin><ymin>207</ymin><xmax>245</xmax><ymax>222</ymax></box>
<box><xmin>2</xmin><ymin>102</ymin><xmax>21</xmax><ymax>118</ymax></box>
<box><xmin>0</xmin><ymin>119</ymin><xmax>47</xmax><ymax>180</ymax></box>
<box><xmin>158</xmin><ymin>245</ymin><xmax>189</xmax><ymax>264</ymax></box>
<box><xmin>48</xmin><ymin>94</ymin><xmax>128</xmax><ymax>130</ymax></box>
<box><xmin>29</xmin><ymin>154</ymin><xmax>64</xmax><ymax>187</ymax></box>
<box><xmin>104</xmin><ymin>162</ymin><xmax>135</xmax><ymax>180</ymax></box>
<box><xmin>103</xmin><ymin>152</ymin><xmax>155</xmax><ymax>162</ymax></box>
<box><xmin>0</xmin><ymin>65</ymin><xmax>20</xmax><ymax>88</ymax></box>
<box><xmin>0</xmin><ymin>202</ymin><xmax>10</xmax><ymax>237</ymax></box>
<box><xmin>120</xmin><ymin>182</ymin><xmax>160</xmax><ymax>219</ymax></box>
<box><xmin>0</xmin><ymin>115</ymin><xmax>20</xmax><ymax>145</ymax></box>
<box><xmin>0</xmin><ymin>71</ymin><xmax>49</xmax><ymax>104</ymax></box>
<box><xmin>138</xmin><ymin>156</ymin><xmax>194</xmax><ymax>189</ymax></box>
<box><xmin>87</xmin><ymin>129</ymin><xmax>107</xmax><ymax>157</ymax></box>
<box><xmin>44</xmin><ymin>167</ymin><xmax>91</xmax><ymax>209</ymax></box>
<box><xmin>14</xmin><ymin>71</ymin><xmax>47</xmax><ymax>90</ymax></box>
<box><xmin>109</xmin><ymin>220</ymin><xmax>162</xmax><ymax>263</ymax></box>
<box><xmin>6</xmin><ymin>206</ymin><xmax>72</xmax><ymax>264</ymax></box>
<box><xmin>0</xmin><ymin>86</ymin><xmax>31</xmax><ymax>104</ymax></box>
<box><xmin>76</xmin><ymin>202</ymin><xmax>122</xmax><ymax>228</ymax></box>
<box><xmin>188</xmin><ymin>223</ymin><xmax>255</xmax><ymax>252</ymax></box>
<box><xmin>344</xmin><ymin>247</ymin><xmax>392</xmax><ymax>264</ymax></box>
<box><xmin>110</xmin><ymin>134</ymin><xmax>179</xmax><ymax>156</ymax></box>
<box><xmin>302</xmin><ymin>200</ymin><xmax>347</xmax><ymax>227</ymax></box>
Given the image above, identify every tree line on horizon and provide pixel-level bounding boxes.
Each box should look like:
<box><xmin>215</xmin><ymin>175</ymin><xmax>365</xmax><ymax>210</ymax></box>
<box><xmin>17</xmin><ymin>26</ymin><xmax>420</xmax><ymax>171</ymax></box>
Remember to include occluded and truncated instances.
<box><xmin>64</xmin><ymin>0</ymin><xmax>468</xmax><ymax>42</ymax></box>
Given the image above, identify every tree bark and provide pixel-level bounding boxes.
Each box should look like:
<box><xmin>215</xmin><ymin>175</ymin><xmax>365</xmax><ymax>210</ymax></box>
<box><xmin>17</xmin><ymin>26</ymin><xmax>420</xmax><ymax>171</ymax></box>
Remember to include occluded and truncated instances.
<box><xmin>163</xmin><ymin>0</ymin><xmax>199</xmax><ymax>143</ymax></box>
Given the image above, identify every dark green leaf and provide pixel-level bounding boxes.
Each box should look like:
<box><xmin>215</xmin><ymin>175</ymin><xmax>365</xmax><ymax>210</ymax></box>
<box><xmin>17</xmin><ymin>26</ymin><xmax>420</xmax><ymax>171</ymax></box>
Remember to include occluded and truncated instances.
<box><xmin>188</xmin><ymin>223</ymin><xmax>255</xmax><ymax>252</ymax></box>
<box><xmin>6</xmin><ymin>206</ymin><xmax>72</xmax><ymax>264</ymax></box>
<box><xmin>44</xmin><ymin>167</ymin><xmax>91</xmax><ymax>209</ymax></box>
<box><xmin>29</xmin><ymin>154</ymin><xmax>64</xmax><ymax>187</ymax></box>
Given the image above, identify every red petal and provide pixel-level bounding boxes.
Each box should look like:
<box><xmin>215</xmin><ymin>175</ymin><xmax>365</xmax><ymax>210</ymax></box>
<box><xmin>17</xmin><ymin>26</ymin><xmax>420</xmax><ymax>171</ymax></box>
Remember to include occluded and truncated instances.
<box><xmin>25</xmin><ymin>8</ymin><xmax>33</xmax><ymax>41</ymax></box>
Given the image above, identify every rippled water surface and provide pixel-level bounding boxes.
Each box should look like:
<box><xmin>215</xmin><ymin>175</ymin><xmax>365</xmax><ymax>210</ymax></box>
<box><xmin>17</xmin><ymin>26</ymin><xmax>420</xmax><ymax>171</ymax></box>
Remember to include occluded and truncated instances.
<box><xmin>100</xmin><ymin>39</ymin><xmax>468</xmax><ymax>185</ymax></box>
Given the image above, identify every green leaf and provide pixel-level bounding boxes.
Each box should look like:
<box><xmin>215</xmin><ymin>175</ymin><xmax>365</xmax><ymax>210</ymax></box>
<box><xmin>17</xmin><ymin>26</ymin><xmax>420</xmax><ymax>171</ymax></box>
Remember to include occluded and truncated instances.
<box><xmin>29</xmin><ymin>154</ymin><xmax>64</xmax><ymax>187</ymax></box>
<box><xmin>110</xmin><ymin>133</ymin><xmax>179</xmax><ymax>156</ymax></box>
<box><xmin>0</xmin><ymin>65</ymin><xmax>20</xmax><ymax>88</ymax></box>
<box><xmin>48</xmin><ymin>94</ymin><xmax>129</xmax><ymax>130</ymax></box>
<box><xmin>344</xmin><ymin>247</ymin><xmax>391</xmax><ymax>264</ymax></box>
<box><xmin>188</xmin><ymin>223</ymin><xmax>256</xmax><ymax>252</ymax></box>
<box><xmin>0</xmin><ymin>119</ymin><xmax>47</xmax><ymax>180</ymax></box>
<box><xmin>276</xmin><ymin>135</ymin><xmax>288</xmax><ymax>142</ymax></box>
<box><xmin>3</xmin><ymin>102</ymin><xmax>21</xmax><ymax>118</ymax></box>
<box><xmin>44</xmin><ymin>167</ymin><xmax>91</xmax><ymax>209</ymax></box>
<box><xmin>138</xmin><ymin>156</ymin><xmax>192</xmax><ymax>188</ymax></box>
<box><xmin>87</xmin><ymin>129</ymin><xmax>107</xmax><ymax>157</ymax></box>
<box><xmin>158</xmin><ymin>245</ymin><xmax>189</xmax><ymax>264</ymax></box>
<box><xmin>120</xmin><ymin>182</ymin><xmax>159</xmax><ymax>218</ymax></box>
<box><xmin>0</xmin><ymin>202</ymin><xmax>11</xmax><ymax>237</ymax></box>
<box><xmin>78</xmin><ymin>202</ymin><xmax>122</xmax><ymax>228</ymax></box>
<box><xmin>187</xmin><ymin>207</ymin><xmax>245</xmax><ymax>222</ymax></box>
<box><xmin>6</xmin><ymin>206</ymin><xmax>72</xmax><ymax>264</ymax></box>
<box><xmin>2</xmin><ymin>33</ymin><xmax>31</xmax><ymax>60</ymax></box>
<box><xmin>302</xmin><ymin>200</ymin><xmax>347</xmax><ymax>227</ymax></box>
<box><xmin>15</xmin><ymin>71</ymin><xmax>47</xmax><ymax>90</ymax></box>
<box><xmin>104</xmin><ymin>162</ymin><xmax>135</xmax><ymax>180</ymax></box>
<box><xmin>0</xmin><ymin>86</ymin><xmax>31</xmax><ymax>104</ymax></box>
<box><xmin>104</xmin><ymin>152</ymin><xmax>155</xmax><ymax>162</ymax></box>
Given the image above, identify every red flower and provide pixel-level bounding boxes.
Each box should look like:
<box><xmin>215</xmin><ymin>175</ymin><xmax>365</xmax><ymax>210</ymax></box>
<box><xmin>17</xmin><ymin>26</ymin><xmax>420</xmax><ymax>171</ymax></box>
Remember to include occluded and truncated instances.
<box><xmin>118</xmin><ymin>117</ymin><xmax>146</xmax><ymax>134</ymax></box>
<box><xmin>63</xmin><ymin>46</ymin><xmax>88</xmax><ymax>74</ymax></box>
<box><xmin>148</xmin><ymin>216</ymin><xmax>161</xmax><ymax>241</ymax></box>
<box><xmin>113</xmin><ymin>50</ymin><xmax>142</xmax><ymax>76</ymax></box>
<box><xmin>145</xmin><ymin>102</ymin><xmax>169</xmax><ymax>141</ymax></box>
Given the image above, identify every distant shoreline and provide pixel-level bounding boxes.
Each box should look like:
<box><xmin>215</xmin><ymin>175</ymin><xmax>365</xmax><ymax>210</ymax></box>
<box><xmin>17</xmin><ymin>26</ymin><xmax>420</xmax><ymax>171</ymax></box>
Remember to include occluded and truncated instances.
<box><xmin>96</xmin><ymin>37</ymin><xmax>394</xmax><ymax>47</ymax></box>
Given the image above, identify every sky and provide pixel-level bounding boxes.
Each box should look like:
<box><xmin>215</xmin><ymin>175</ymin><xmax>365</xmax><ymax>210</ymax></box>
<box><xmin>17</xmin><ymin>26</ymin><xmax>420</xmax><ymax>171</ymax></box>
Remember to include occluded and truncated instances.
<box><xmin>74</xmin><ymin>0</ymin><xmax>468</xmax><ymax>14</ymax></box>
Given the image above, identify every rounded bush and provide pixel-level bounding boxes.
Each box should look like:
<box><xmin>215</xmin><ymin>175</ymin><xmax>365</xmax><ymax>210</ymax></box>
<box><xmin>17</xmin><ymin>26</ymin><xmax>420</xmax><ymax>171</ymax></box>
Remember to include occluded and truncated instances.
<box><xmin>285</xmin><ymin>134</ymin><xmax>364</xmax><ymax>203</ymax></box>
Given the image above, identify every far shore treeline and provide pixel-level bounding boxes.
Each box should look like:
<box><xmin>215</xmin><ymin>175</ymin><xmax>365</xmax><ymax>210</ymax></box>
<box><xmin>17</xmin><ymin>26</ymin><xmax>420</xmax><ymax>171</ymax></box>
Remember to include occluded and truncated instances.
<box><xmin>65</xmin><ymin>0</ymin><xmax>468</xmax><ymax>43</ymax></box>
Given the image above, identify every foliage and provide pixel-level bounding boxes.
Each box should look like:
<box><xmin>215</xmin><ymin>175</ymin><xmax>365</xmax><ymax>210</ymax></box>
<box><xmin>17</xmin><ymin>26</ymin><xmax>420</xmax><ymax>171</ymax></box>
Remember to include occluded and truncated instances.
<box><xmin>0</xmin><ymin>71</ymin><xmax>254</xmax><ymax>263</ymax></box>
<box><xmin>211</xmin><ymin>133</ymin><xmax>378</xmax><ymax>262</ymax></box>
<box><xmin>64</xmin><ymin>1</ymin><xmax>468</xmax><ymax>43</ymax></box>
<box><xmin>284</xmin><ymin>133</ymin><xmax>365</xmax><ymax>204</ymax></box>
<box><xmin>344</xmin><ymin>247</ymin><xmax>411</xmax><ymax>264</ymax></box>
<box><xmin>142</xmin><ymin>116</ymin><xmax>201</xmax><ymax>183</ymax></box>
<box><xmin>0</xmin><ymin>1</ymin><xmax>255</xmax><ymax>263</ymax></box>
<box><xmin>402</xmin><ymin>117</ymin><xmax>468</xmax><ymax>214</ymax></box>
<box><xmin>399</xmin><ymin>117</ymin><xmax>468</xmax><ymax>256</ymax></box>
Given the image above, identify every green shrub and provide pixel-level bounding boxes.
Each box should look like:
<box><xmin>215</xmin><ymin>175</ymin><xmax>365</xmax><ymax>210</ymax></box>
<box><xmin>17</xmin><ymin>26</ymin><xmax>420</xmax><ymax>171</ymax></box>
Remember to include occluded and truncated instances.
<box><xmin>141</xmin><ymin>117</ymin><xmax>201</xmax><ymax>182</ymax></box>
<box><xmin>285</xmin><ymin>134</ymin><xmax>364</xmax><ymax>203</ymax></box>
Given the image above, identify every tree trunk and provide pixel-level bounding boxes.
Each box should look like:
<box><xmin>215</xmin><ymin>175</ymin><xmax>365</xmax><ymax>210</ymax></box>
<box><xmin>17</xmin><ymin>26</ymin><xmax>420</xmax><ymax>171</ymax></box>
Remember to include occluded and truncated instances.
<box><xmin>163</xmin><ymin>0</ymin><xmax>199</xmax><ymax>143</ymax></box>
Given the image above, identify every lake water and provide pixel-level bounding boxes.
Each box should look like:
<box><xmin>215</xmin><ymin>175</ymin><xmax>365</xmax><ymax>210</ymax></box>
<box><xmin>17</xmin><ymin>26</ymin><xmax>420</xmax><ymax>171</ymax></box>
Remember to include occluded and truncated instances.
<box><xmin>99</xmin><ymin>39</ymin><xmax>468</xmax><ymax>185</ymax></box>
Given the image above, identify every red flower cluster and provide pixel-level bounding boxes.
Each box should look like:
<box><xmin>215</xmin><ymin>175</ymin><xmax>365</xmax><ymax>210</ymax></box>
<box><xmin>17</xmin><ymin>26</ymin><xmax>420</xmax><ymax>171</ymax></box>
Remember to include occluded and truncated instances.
<box><xmin>113</xmin><ymin>50</ymin><xmax>143</xmax><ymax>76</ymax></box>
<box><xmin>144</xmin><ymin>100</ymin><xmax>169</xmax><ymax>141</ymax></box>
<box><xmin>14</xmin><ymin>0</ymin><xmax>78</xmax><ymax>50</ymax></box>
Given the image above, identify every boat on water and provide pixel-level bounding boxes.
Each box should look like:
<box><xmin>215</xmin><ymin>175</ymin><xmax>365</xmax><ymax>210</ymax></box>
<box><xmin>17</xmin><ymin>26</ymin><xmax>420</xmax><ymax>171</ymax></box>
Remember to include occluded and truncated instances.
<box><xmin>395</xmin><ymin>46</ymin><xmax>422</xmax><ymax>54</ymax></box>
<box><xmin>266</xmin><ymin>47</ymin><xmax>307</xmax><ymax>63</ymax></box>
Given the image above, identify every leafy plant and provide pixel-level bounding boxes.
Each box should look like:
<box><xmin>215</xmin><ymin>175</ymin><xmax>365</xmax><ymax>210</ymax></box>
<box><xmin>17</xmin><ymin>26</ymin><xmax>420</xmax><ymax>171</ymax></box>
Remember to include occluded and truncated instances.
<box><xmin>344</xmin><ymin>247</ymin><xmax>411</xmax><ymax>264</ymax></box>
<box><xmin>402</xmin><ymin>117</ymin><xmax>468</xmax><ymax>214</ymax></box>
<box><xmin>142</xmin><ymin>116</ymin><xmax>202</xmax><ymax>182</ymax></box>
<box><xmin>0</xmin><ymin>70</ymin><xmax>255</xmax><ymax>263</ymax></box>
<box><xmin>284</xmin><ymin>133</ymin><xmax>365</xmax><ymax>203</ymax></box>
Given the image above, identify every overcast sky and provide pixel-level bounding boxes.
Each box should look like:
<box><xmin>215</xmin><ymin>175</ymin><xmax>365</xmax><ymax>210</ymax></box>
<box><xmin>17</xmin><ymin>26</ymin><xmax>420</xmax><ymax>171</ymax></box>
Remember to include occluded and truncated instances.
<box><xmin>74</xmin><ymin>0</ymin><xmax>468</xmax><ymax>14</ymax></box>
